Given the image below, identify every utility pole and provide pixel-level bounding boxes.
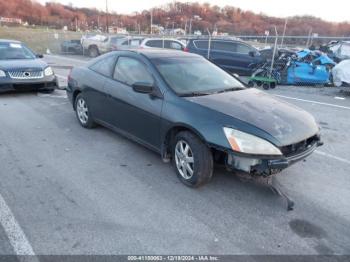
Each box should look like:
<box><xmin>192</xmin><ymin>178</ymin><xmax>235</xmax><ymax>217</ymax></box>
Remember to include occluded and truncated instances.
<box><xmin>306</xmin><ymin>28</ymin><xmax>313</xmax><ymax>47</ymax></box>
<box><xmin>97</xmin><ymin>15</ymin><xmax>100</xmax><ymax>30</ymax></box>
<box><xmin>270</xmin><ymin>26</ymin><xmax>279</xmax><ymax>78</ymax></box>
<box><xmin>150</xmin><ymin>9</ymin><xmax>153</xmax><ymax>34</ymax></box>
<box><xmin>189</xmin><ymin>18</ymin><xmax>192</xmax><ymax>36</ymax></box>
<box><xmin>106</xmin><ymin>0</ymin><xmax>109</xmax><ymax>33</ymax></box>
<box><xmin>280</xmin><ymin>18</ymin><xmax>288</xmax><ymax>47</ymax></box>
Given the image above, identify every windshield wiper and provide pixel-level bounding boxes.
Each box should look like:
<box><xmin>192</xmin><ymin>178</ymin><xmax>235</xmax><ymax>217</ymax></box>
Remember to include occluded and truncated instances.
<box><xmin>179</xmin><ymin>92</ymin><xmax>212</xmax><ymax>97</ymax></box>
<box><xmin>214</xmin><ymin>87</ymin><xmax>244</xmax><ymax>94</ymax></box>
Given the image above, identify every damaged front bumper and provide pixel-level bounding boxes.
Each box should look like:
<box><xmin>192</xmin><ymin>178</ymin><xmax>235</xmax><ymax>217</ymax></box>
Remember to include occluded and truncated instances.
<box><xmin>226</xmin><ymin>140</ymin><xmax>323</xmax><ymax>176</ymax></box>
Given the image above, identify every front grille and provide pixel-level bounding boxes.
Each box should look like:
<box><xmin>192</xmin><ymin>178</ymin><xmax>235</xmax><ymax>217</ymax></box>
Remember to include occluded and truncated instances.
<box><xmin>8</xmin><ymin>70</ymin><xmax>44</xmax><ymax>80</ymax></box>
<box><xmin>280</xmin><ymin>135</ymin><xmax>319</xmax><ymax>157</ymax></box>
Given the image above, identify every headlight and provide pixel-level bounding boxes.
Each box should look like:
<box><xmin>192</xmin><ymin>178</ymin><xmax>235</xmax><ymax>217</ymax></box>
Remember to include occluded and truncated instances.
<box><xmin>223</xmin><ymin>127</ymin><xmax>282</xmax><ymax>156</ymax></box>
<box><xmin>44</xmin><ymin>67</ymin><xmax>54</xmax><ymax>76</ymax></box>
<box><xmin>0</xmin><ymin>69</ymin><xmax>6</xmax><ymax>77</ymax></box>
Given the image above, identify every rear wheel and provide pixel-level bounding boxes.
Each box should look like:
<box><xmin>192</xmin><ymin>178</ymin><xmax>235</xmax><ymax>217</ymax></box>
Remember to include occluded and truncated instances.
<box><xmin>172</xmin><ymin>131</ymin><xmax>213</xmax><ymax>188</ymax></box>
<box><xmin>262</xmin><ymin>83</ymin><xmax>270</xmax><ymax>90</ymax></box>
<box><xmin>75</xmin><ymin>93</ymin><xmax>96</xmax><ymax>129</ymax></box>
<box><xmin>247</xmin><ymin>81</ymin><xmax>255</xmax><ymax>88</ymax></box>
<box><xmin>88</xmin><ymin>46</ymin><xmax>99</xmax><ymax>58</ymax></box>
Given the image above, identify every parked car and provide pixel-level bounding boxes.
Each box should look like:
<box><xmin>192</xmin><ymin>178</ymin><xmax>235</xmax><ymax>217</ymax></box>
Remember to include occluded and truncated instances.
<box><xmin>112</xmin><ymin>36</ymin><xmax>144</xmax><ymax>50</ymax></box>
<box><xmin>185</xmin><ymin>38</ymin><xmax>264</xmax><ymax>75</ymax></box>
<box><xmin>60</xmin><ymin>39</ymin><xmax>83</xmax><ymax>55</ymax></box>
<box><xmin>332</xmin><ymin>59</ymin><xmax>350</xmax><ymax>87</ymax></box>
<box><xmin>67</xmin><ymin>50</ymin><xmax>322</xmax><ymax>188</ymax></box>
<box><xmin>81</xmin><ymin>34</ymin><xmax>127</xmax><ymax>57</ymax></box>
<box><xmin>0</xmin><ymin>39</ymin><xmax>57</xmax><ymax>93</ymax></box>
<box><xmin>140</xmin><ymin>38</ymin><xmax>185</xmax><ymax>51</ymax></box>
<box><xmin>320</xmin><ymin>41</ymin><xmax>350</xmax><ymax>63</ymax></box>
<box><xmin>259</xmin><ymin>47</ymin><xmax>295</xmax><ymax>62</ymax></box>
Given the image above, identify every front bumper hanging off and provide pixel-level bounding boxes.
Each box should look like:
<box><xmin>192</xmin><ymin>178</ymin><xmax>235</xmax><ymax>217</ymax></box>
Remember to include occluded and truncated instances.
<box><xmin>226</xmin><ymin>140</ymin><xmax>323</xmax><ymax>176</ymax></box>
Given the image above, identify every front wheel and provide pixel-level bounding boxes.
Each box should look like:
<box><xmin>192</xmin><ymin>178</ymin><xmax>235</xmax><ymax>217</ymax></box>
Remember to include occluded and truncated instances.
<box><xmin>88</xmin><ymin>46</ymin><xmax>99</xmax><ymax>58</ymax></box>
<box><xmin>75</xmin><ymin>93</ymin><xmax>96</xmax><ymax>129</ymax></box>
<box><xmin>173</xmin><ymin>131</ymin><xmax>213</xmax><ymax>188</ymax></box>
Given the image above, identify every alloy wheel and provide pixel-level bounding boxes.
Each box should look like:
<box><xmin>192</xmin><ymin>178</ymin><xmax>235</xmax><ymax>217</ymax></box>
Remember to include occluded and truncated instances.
<box><xmin>175</xmin><ymin>140</ymin><xmax>194</xmax><ymax>180</ymax></box>
<box><xmin>76</xmin><ymin>98</ymin><xmax>89</xmax><ymax>125</ymax></box>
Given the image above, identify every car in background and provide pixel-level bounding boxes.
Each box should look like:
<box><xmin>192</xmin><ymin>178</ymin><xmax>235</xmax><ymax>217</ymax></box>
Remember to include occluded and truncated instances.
<box><xmin>324</xmin><ymin>41</ymin><xmax>350</xmax><ymax>63</ymax></box>
<box><xmin>60</xmin><ymin>39</ymin><xmax>83</xmax><ymax>55</ymax></box>
<box><xmin>0</xmin><ymin>39</ymin><xmax>57</xmax><ymax>93</ymax></box>
<box><xmin>112</xmin><ymin>36</ymin><xmax>144</xmax><ymax>50</ymax></box>
<box><xmin>259</xmin><ymin>47</ymin><xmax>296</xmax><ymax>62</ymax></box>
<box><xmin>140</xmin><ymin>38</ymin><xmax>185</xmax><ymax>51</ymax></box>
<box><xmin>81</xmin><ymin>34</ymin><xmax>127</xmax><ymax>57</ymax></box>
<box><xmin>332</xmin><ymin>59</ymin><xmax>350</xmax><ymax>87</ymax></box>
<box><xmin>67</xmin><ymin>50</ymin><xmax>321</xmax><ymax>188</ymax></box>
<box><xmin>185</xmin><ymin>38</ymin><xmax>264</xmax><ymax>75</ymax></box>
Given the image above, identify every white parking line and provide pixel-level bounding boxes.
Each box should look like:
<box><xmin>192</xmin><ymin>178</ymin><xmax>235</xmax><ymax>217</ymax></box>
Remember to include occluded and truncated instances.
<box><xmin>0</xmin><ymin>193</ymin><xmax>36</xmax><ymax>256</ymax></box>
<box><xmin>275</xmin><ymin>95</ymin><xmax>350</xmax><ymax>110</ymax></box>
<box><xmin>315</xmin><ymin>150</ymin><xmax>350</xmax><ymax>165</ymax></box>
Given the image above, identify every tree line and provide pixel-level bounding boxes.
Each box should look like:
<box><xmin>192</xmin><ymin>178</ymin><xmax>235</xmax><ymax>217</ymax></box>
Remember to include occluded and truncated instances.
<box><xmin>0</xmin><ymin>0</ymin><xmax>349</xmax><ymax>36</ymax></box>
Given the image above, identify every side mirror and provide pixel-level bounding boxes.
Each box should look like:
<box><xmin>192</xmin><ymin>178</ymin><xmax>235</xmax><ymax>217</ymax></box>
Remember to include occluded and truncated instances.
<box><xmin>249</xmin><ymin>51</ymin><xmax>255</xmax><ymax>57</ymax></box>
<box><xmin>132</xmin><ymin>82</ymin><xmax>154</xmax><ymax>94</ymax></box>
<box><xmin>36</xmin><ymin>54</ymin><xmax>44</xmax><ymax>58</ymax></box>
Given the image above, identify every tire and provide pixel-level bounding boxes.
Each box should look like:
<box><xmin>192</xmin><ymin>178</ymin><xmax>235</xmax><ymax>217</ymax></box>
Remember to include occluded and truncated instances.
<box><xmin>88</xmin><ymin>46</ymin><xmax>99</xmax><ymax>58</ymax></box>
<box><xmin>172</xmin><ymin>131</ymin><xmax>213</xmax><ymax>188</ymax></box>
<box><xmin>75</xmin><ymin>93</ymin><xmax>96</xmax><ymax>129</ymax></box>
<box><xmin>262</xmin><ymin>83</ymin><xmax>270</xmax><ymax>90</ymax></box>
<box><xmin>247</xmin><ymin>81</ymin><xmax>255</xmax><ymax>88</ymax></box>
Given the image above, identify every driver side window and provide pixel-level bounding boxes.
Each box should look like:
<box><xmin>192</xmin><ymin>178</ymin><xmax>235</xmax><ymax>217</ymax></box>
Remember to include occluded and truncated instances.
<box><xmin>113</xmin><ymin>57</ymin><xmax>154</xmax><ymax>86</ymax></box>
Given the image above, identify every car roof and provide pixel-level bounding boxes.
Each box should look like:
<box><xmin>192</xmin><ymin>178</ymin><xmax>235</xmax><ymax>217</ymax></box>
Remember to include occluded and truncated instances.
<box><xmin>190</xmin><ymin>38</ymin><xmax>242</xmax><ymax>43</ymax></box>
<box><xmin>143</xmin><ymin>38</ymin><xmax>182</xmax><ymax>42</ymax></box>
<box><xmin>0</xmin><ymin>39</ymin><xmax>22</xmax><ymax>44</ymax></box>
<box><xmin>114</xmin><ymin>49</ymin><xmax>201</xmax><ymax>59</ymax></box>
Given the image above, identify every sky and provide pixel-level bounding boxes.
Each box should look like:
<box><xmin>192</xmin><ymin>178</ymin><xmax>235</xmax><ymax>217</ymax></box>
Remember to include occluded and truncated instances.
<box><xmin>38</xmin><ymin>0</ymin><xmax>349</xmax><ymax>23</ymax></box>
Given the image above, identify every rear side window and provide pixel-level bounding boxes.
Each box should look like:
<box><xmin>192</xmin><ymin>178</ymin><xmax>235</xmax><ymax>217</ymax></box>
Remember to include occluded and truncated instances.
<box><xmin>145</xmin><ymin>40</ymin><xmax>163</xmax><ymax>48</ymax></box>
<box><xmin>113</xmin><ymin>57</ymin><xmax>154</xmax><ymax>86</ymax></box>
<box><xmin>90</xmin><ymin>55</ymin><xmax>116</xmax><ymax>77</ymax></box>
<box><xmin>194</xmin><ymin>40</ymin><xmax>209</xmax><ymax>49</ymax></box>
<box><xmin>169</xmin><ymin>41</ymin><xmax>183</xmax><ymax>50</ymax></box>
<box><xmin>212</xmin><ymin>41</ymin><xmax>237</xmax><ymax>52</ymax></box>
<box><xmin>237</xmin><ymin>43</ymin><xmax>253</xmax><ymax>54</ymax></box>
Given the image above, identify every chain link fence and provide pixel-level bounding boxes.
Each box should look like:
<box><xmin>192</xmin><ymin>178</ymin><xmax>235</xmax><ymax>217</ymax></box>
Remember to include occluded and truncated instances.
<box><xmin>1</xmin><ymin>26</ymin><xmax>349</xmax><ymax>88</ymax></box>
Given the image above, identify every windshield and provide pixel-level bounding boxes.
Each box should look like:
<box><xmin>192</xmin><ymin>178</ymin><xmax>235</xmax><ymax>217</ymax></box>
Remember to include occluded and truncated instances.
<box><xmin>152</xmin><ymin>57</ymin><xmax>244</xmax><ymax>95</ymax></box>
<box><xmin>0</xmin><ymin>42</ymin><xmax>36</xmax><ymax>60</ymax></box>
<box><xmin>0</xmin><ymin>43</ymin><xmax>36</xmax><ymax>60</ymax></box>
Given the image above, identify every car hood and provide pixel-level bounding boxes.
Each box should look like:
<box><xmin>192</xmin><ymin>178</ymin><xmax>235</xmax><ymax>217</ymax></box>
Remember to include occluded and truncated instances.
<box><xmin>185</xmin><ymin>88</ymin><xmax>319</xmax><ymax>146</ymax></box>
<box><xmin>0</xmin><ymin>59</ymin><xmax>48</xmax><ymax>71</ymax></box>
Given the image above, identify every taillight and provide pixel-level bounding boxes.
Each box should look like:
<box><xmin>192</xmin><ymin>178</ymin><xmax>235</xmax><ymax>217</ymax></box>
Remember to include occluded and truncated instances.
<box><xmin>183</xmin><ymin>47</ymin><xmax>189</xmax><ymax>52</ymax></box>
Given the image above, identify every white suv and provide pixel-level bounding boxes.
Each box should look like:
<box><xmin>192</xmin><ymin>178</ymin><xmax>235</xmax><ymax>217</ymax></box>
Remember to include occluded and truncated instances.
<box><xmin>140</xmin><ymin>38</ymin><xmax>185</xmax><ymax>51</ymax></box>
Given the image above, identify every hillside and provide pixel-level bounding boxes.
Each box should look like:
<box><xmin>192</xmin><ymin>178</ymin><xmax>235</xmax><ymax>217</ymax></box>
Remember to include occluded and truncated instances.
<box><xmin>0</xmin><ymin>0</ymin><xmax>349</xmax><ymax>36</ymax></box>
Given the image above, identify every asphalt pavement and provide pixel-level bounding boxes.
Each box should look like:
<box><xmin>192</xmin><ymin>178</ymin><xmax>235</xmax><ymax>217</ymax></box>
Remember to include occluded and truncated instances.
<box><xmin>0</xmin><ymin>54</ymin><xmax>349</xmax><ymax>256</ymax></box>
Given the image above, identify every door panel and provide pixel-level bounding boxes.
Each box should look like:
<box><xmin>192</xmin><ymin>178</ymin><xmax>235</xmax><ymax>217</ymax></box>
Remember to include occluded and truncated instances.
<box><xmin>104</xmin><ymin>56</ymin><xmax>163</xmax><ymax>149</ymax></box>
<box><xmin>81</xmin><ymin>71</ymin><xmax>107</xmax><ymax>121</ymax></box>
<box><xmin>104</xmin><ymin>79</ymin><xmax>163</xmax><ymax>149</ymax></box>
